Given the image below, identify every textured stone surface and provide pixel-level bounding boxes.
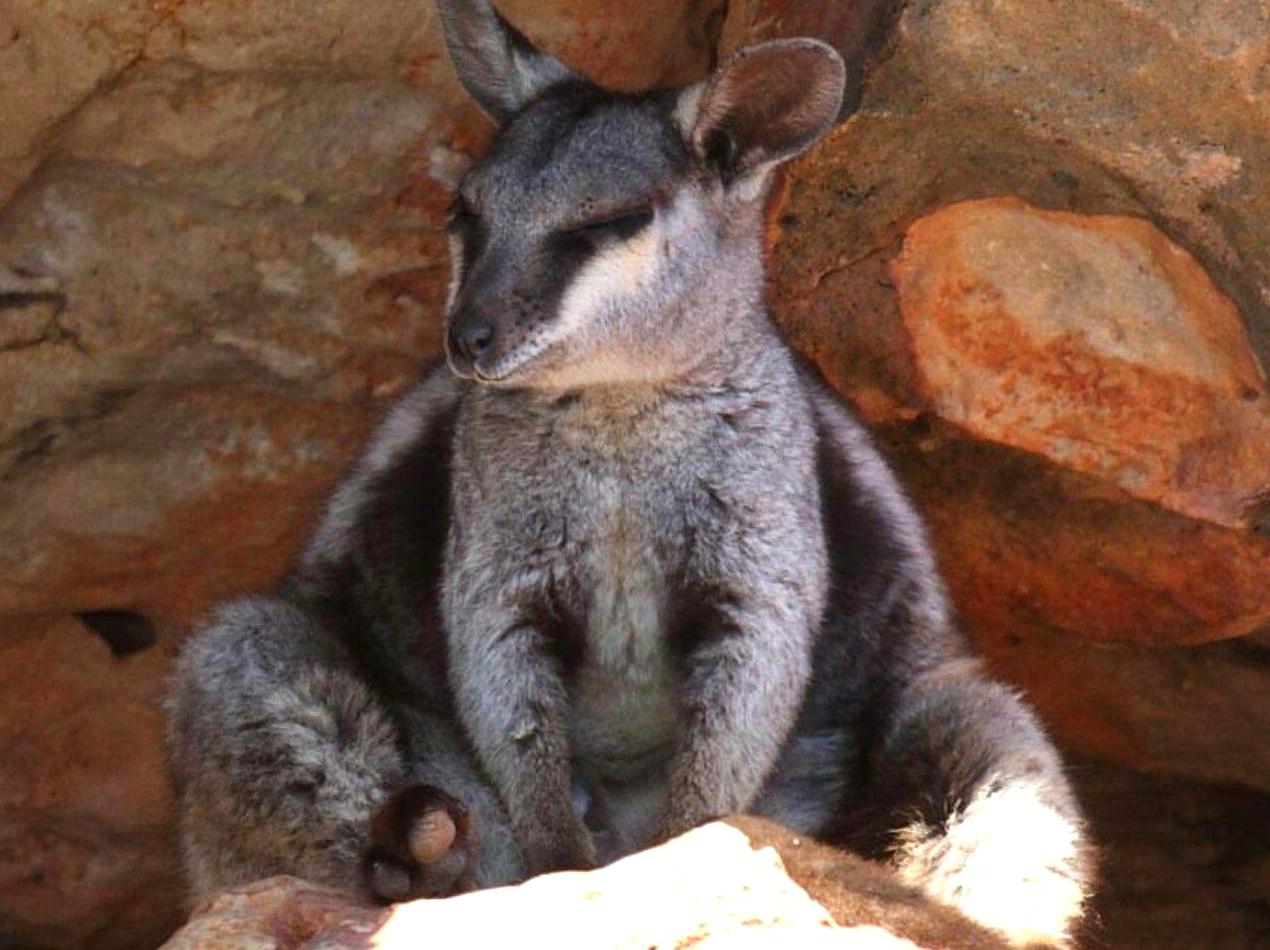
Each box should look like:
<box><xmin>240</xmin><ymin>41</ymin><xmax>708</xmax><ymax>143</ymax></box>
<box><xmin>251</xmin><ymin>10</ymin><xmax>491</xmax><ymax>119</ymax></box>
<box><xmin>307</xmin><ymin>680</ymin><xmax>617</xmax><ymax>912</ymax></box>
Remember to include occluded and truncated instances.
<box><xmin>153</xmin><ymin>798</ymin><xmax>1270</xmax><ymax>950</ymax></box>
<box><xmin>0</xmin><ymin>617</ymin><xmax>183</xmax><ymax>950</ymax></box>
<box><xmin>1076</xmin><ymin>758</ymin><xmax>1270</xmax><ymax>950</ymax></box>
<box><xmin>763</xmin><ymin>0</ymin><xmax>1270</xmax><ymax>801</ymax></box>
<box><xmin>159</xmin><ymin>823</ymin><xmax>981</xmax><ymax>950</ymax></box>
<box><xmin>729</xmin><ymin>818</ymin><xmax>1007</xmax><ymax>950</ymax></box>
<box><xmin>892</xmin><ymin>198</ymin><xmax>1269</xmax><ymax>533</ymax></box>
<box><xmin>881</xmin><ymin>198</ymin><xmax>1270</xmax><ymax>650</ymax></box>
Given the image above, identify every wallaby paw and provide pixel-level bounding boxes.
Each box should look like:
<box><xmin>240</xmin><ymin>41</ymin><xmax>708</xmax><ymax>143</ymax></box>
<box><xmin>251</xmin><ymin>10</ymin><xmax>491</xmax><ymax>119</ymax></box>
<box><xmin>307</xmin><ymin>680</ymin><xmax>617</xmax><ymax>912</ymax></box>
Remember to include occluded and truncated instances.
<box><xmin>363</xmin><ymin>783</ymin><xmax>475</xmax><ymax>904</ymax></box>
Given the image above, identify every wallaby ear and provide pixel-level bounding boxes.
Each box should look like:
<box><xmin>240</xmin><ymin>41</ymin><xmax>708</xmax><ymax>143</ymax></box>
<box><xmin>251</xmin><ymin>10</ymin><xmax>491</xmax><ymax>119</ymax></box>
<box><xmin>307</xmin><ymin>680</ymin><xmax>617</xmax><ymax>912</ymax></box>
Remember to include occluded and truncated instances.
<box><xmin>689</xmin><ymin>39</ymin><xmax>845</xmax><ymax>186</ymax></box>
<box><xmin>436</xmin><ymin>0</ymin><xmax>582</xmax><ymax>121</ymax></box>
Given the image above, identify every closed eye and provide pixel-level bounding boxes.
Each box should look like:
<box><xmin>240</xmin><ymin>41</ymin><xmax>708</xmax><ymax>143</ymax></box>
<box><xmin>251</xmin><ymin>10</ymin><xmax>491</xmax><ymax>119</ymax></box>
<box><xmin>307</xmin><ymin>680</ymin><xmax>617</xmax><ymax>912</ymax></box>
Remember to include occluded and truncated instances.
<box><xmin>561</xmin><ymin>206</ymin><xmax>655</xmax><ymax>243</ymax></box>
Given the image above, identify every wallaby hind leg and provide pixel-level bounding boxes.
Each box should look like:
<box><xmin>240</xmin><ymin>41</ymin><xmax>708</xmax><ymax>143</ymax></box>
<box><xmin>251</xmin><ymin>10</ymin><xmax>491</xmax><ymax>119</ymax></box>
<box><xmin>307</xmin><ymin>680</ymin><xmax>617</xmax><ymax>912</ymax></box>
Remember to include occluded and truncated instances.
<box><xmin>168</xmin><ymin>596</ymin><xmax>490</xmax><ymax>904</ymax></box>
<box><xmin>861</xmin><ymin>661</ymin><xmax>1093</xmax><ymax>948</ymax></box>
<box><xmin>375</xmin><ymin>706</ymin><xmax>525</xmax><ymax>896</ymax></box>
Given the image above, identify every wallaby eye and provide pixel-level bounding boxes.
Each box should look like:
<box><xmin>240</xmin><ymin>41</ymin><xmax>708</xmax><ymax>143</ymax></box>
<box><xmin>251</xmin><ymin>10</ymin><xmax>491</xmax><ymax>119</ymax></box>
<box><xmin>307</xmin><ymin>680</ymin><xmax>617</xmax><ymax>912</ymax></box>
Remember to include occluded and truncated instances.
<box><xmin>562</xmin><ymin>206</ymin><xmax>655</xmax><ymax>243</ymax></box>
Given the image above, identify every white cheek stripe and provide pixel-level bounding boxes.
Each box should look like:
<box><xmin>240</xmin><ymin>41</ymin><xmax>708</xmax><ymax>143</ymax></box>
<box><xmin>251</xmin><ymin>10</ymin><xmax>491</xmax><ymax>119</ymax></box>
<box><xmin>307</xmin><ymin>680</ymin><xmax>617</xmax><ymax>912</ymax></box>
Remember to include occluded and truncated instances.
<box><xmin>553</xmin><ymin>223</ymin><xmax>660</xmax><ymax>338</ymax></box>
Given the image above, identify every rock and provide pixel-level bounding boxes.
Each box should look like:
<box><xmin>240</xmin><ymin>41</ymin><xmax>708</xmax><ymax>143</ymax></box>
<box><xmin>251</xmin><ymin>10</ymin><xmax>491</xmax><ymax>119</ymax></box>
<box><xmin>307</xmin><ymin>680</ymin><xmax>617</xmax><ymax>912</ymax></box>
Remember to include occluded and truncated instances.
<box><xmin>763</xmin><ymin>0</ymin><xmax>1270</xmax><ymax>803</ymax></box>
<box><xmin>874</xmin><ymin>198</ymin><xmax>1270</xmax><ymax>646</ymax></box>
<box><xmin>726</xmin><ymin>818</ymin><xmax>1008</xmax><ymax>950</ymax></box>
<box><xmin>154</xmin><ymin>788</ymin><xmax>1270</xmax><ymax>950</ymax></box>
<box><xmin>159</xmin><ymin>822</ymin><xmax>989</xmax><ymax>950</ymax></box>
<box><xmin>0</xmin><ymin>616</ymin><xmax>184</xmax><ymax>950</ymax></box>
<box><xmin>892</xmin><ymin>198</ymin><xmax>1269</xmax><ymax>533</ymax></box>
<box><xmin>1073</xmin><ymin>758</ymin><xmax>1270</xmax><ymax>950</ymax></box>
<box><xmin>158</xmin><ymin>878</ymin><xmax>385</xmax><ymax>950</ymax></box>
<box><xmin>881</xmin><ymin>430</ymin><xmax>1270</xmax><ymax>791</ymax></box>
<box><xmin>769</xmin><ymin>0</ymin><xmax>1270</xmax><ymax>370</ymax></box>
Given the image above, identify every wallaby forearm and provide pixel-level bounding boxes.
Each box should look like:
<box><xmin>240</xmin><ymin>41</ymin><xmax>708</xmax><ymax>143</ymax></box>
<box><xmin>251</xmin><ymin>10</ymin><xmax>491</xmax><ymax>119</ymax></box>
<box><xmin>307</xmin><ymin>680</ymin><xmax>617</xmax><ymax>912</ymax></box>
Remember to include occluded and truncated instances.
<box><xmin>662</xmin><ymin>600</ymin><xmax>813</xmax><ymax>837</ymax></box>
<box><xmin>445</xmin><ymin>578</ymin><xmax>594</xmax><ymax>873</ymax></box>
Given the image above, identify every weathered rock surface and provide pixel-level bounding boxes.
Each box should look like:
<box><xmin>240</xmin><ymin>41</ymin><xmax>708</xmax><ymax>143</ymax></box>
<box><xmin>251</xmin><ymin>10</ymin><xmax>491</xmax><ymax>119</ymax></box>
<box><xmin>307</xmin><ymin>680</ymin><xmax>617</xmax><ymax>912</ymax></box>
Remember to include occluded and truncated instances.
<box><xmin>762</xmin><ymin>0</ymin><xmax>1270</xmax><ymax>798</ymax></box>
<box><xmin>2</xmin><ymin>0</ymin><xmax>1269</xmax><ymax>947</ymax></box>
<box><xmin>892</xmin><ymin>198</ymin><xmax>1268</xmax><ymax>534</ymax></box>
<box><xmin>1075</xmin><ymin>757</ymin><xmax>1270</xmax><ymax>950</ymax></box>
<box><xmin>159</xmin><ymin>822</ymin><xmax>997</xmax><ymax>950</ymax></box>
<box><xmin>0</xmin><ymin>616</ymin><xmax>183</xmax><ymax>950</ymax></box>
<box><xmin>157</xmin><ymin>780</ymin><xmax>1270</xmax><ymax>950</ymax></box>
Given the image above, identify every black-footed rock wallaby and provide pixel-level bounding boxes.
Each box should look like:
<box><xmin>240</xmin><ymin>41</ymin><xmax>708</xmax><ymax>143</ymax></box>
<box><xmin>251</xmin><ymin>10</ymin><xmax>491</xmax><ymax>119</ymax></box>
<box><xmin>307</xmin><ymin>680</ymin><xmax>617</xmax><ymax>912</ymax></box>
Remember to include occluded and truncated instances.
<box><xmin>168</xmin><ymin>3</ymin><xmax>1093</xmax><ymax>945</ymax></box>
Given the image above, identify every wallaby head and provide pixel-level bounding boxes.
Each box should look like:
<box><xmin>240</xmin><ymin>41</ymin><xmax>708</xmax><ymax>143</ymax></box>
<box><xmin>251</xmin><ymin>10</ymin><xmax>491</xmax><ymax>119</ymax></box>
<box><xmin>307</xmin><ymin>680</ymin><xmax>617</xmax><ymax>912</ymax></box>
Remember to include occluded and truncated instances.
<box><xmin>436</xmin><ymin>0</ymin><xmax>845</xmax><ymax>389</ymax></box>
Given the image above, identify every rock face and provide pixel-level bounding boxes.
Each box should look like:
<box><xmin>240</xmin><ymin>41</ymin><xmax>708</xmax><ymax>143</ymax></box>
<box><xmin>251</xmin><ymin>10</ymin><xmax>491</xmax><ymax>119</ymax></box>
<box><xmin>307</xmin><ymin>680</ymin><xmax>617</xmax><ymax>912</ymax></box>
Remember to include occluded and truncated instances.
<box><xmin>892</xmin><ymin>198</ymin><xmax>1268</xmax><ymax>535</ymax></box>
<box><xmin>762</xmin><ymin>0</ymin><xmax>1270</xmax><ymax>796</ymax></box>
<box><xmin>158</xmin><ymin>822</ymin><xmax>1001</xmax><ymax>950</ymax></box>
<box><xmin>0</xmin><ymin>618</ymin><xmax>183</xmax><ymax>950</ymax></box>
<box><xmin>1</xmin><ymin>1</ymin><xmax>1268</xmax><ymax>948</ymax></box>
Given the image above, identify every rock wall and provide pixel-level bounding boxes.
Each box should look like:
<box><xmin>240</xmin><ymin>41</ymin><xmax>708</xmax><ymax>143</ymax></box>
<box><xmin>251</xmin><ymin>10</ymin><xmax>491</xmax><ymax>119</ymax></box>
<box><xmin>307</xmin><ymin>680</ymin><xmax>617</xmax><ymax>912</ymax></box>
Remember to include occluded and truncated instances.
<box><xmin>1</xmin><ymin>2</ymin><xmax>1267</xmax><ymax>948</ymax></box>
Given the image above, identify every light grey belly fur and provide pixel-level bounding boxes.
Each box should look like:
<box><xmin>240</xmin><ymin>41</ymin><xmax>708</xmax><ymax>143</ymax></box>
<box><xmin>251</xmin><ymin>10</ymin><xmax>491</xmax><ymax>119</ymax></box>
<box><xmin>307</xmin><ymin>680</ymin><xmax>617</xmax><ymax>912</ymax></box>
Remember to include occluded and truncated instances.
<box><xmin>568</xmin><ymin>504</ymin><xmax>680</xmax><ymax>861</ymax></box>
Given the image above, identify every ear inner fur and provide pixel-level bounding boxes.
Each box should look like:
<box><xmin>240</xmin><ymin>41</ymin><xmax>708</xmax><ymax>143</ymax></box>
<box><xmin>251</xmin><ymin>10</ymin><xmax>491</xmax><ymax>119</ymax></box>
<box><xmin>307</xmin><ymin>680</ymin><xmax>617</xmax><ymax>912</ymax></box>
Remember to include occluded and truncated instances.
<box><xmin>691</xmin><ymin>39</ymin><xmax>846</xmax><ymax>181</ymax></box>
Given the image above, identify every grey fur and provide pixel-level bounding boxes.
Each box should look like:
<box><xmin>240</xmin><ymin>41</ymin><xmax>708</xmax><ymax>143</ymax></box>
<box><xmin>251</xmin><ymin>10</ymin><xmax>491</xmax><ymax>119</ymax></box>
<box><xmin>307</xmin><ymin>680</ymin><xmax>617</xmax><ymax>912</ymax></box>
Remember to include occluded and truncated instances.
<box><xmin>169</xmin><ymin>4</ymin><xmax>1092</xmax><ymax>945</ymax></box>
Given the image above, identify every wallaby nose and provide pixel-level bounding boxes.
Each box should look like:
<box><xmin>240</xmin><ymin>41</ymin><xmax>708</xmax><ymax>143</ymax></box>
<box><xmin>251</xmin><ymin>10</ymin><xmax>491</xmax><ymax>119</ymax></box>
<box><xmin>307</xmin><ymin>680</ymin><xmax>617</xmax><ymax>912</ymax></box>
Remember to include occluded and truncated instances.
<box><xmin>449</xmin><ymin>320</ymin><xmax>495</xmax><ymax>364</ymax></box>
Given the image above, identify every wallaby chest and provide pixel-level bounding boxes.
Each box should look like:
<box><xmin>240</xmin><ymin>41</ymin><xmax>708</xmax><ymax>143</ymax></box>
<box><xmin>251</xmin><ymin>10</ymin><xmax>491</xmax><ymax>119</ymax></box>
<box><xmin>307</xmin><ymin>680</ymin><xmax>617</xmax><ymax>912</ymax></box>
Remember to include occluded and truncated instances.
<box><xmin>457</xmin><ymin>390</ymin><xmax>762</xmax><ymax>770</ymax></box>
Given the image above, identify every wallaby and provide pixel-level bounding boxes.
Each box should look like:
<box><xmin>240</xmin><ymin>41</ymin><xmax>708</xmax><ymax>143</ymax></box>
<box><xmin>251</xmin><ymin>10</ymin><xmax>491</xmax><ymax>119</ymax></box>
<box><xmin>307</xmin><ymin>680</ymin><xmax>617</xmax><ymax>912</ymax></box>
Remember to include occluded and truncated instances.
<box><xmin>168</xmin><ymin>1</ymin><xmax>1093</xmax><ymax>945</ymax></box>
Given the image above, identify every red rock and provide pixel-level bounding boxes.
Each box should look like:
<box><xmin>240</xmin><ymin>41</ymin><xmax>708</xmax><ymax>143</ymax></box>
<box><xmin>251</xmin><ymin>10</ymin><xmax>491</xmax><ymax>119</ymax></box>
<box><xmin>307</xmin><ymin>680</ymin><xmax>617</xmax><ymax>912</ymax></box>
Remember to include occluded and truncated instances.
<box><xmin>890</xmin><ymin>198</ymin><xmax>1269</xmax><ymax>532</ymax></box>
<box><xmin>881</xmin><ymin>430</ymin><xmax>1270</xmax><ymax>788</ymax></box>
<box><xmin>0</xmin><ymin>617</ymin><xmax>184</xmax><ymax>950</ymax></box>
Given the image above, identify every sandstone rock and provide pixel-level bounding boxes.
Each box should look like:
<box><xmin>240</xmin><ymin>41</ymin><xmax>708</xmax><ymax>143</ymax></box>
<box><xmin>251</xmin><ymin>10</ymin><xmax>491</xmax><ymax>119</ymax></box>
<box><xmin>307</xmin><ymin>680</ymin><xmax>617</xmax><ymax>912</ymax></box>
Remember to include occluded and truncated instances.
<box><xmin>0</xmin><ymin>616</ymin><xmax>184</xmax><ymax>950</ymax></box>
<box><xmin>0</xmin><ymin>0</ymin><xmax>726</xmax><ymax>206</ymax></box>
<box><xmin>879</xmin><ymin>430</ymin><xmax>1270</xmax><ymax>791</ymax></box>
<box><xmin>878</xmin><ymin>198</ymin><xmax>1270</xmax><ymax>647</ymax></box>
<box><xmin>892</xmin><ymin>198</ymin><xmax>1269</xmax><ymax>533</ymax></box>
<box><xmin>1073</xmin><ymin>758</ymin><xmax>1270</xmax><ymax>950</ymax></box>
<box><xmin>770</xmin><ymin>0</ymin><xmax>1270</xmax><ymax>366</ymax></box>
<box><xmin>159</xmin><ymin>823</ymin><xmax>988</xmax><ymax>950</ymax></box>
<box><xmin>727</xmin><ymin>818</ymin><xmax>1008</xmax><ymax>950</ymax></box>
<box><xmin>767</xmin><ymin>188</ymin><xmax>1270</xmax><ymax>779</ymax></box>
<box><xmin>152</xmin><ymin>792</ymin><xmax>1270</xmax><ymax>950</ymax></box>
<box><xmin>158</xmin><ymin>878</ymin><xmax>385</xmax><ymax>950</ymax></box>
<box><xmin>763</xmin><ymin>0</ymin><xmax>1270</xmax><ymax>797</ymax></box>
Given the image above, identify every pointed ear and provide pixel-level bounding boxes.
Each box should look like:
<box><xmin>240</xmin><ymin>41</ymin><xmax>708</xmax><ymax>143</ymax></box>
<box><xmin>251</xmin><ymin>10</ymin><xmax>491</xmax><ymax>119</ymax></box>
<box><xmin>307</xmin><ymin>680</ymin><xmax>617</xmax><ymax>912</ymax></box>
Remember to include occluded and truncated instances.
<box><xmin>436</xmin><ymin>0</ymin><xmax>582</xmax><ymax>121</ymax></box>
<box><xmin>688</xmin><ymin>39</ymin><xmax>845</xmax><ymax>187</ymax></box>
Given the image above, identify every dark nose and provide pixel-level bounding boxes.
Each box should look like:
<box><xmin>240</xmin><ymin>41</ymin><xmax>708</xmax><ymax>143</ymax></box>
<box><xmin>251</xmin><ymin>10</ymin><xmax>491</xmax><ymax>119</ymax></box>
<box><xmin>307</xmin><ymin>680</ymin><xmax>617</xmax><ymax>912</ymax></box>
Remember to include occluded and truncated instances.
<box><xmin>448</xmin><ymin>319</ymin><xmax>494</xmax><ymax>364</ymax></box>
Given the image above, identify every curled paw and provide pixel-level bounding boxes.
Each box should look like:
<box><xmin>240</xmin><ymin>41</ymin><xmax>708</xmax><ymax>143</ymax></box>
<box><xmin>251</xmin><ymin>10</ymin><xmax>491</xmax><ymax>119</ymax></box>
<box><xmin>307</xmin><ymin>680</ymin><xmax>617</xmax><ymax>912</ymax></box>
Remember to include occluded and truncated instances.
<box><xmin>362</xmin><ymin>783</ymin><xmax>474</xmax><ymax>903</ymax></box>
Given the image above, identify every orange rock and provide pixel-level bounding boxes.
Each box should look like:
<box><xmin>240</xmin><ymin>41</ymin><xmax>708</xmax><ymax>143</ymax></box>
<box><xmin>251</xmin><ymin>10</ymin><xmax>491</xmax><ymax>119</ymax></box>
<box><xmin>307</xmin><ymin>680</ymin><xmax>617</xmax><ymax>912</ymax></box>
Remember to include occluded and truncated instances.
<box><xmin>881</xmin><ymin>432</ymin><xmax>1270</xmax><ymax>786</ymax></box>
<box><xmin>0</xmin><ymin>617</ymin><xmax>185</xmax><ymax>950</ymax></box>
<box><xmin>885</xmin><ymin>425</ymin><xmax>1270</xmax><ymax>647</ymax></box>
<box><xmin>890</xmin><ymin>197</ymin><xmax>1270</xmax><ymax>532</ymax></box>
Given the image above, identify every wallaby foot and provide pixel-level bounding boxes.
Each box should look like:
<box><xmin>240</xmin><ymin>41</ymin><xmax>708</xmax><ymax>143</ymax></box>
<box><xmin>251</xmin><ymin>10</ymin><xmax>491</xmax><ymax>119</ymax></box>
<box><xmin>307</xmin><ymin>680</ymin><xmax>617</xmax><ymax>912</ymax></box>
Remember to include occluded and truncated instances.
<box><xmin>363</xmin><ymin>784</ymin><xmax>476</xmax><ymax>903</ymax></box>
